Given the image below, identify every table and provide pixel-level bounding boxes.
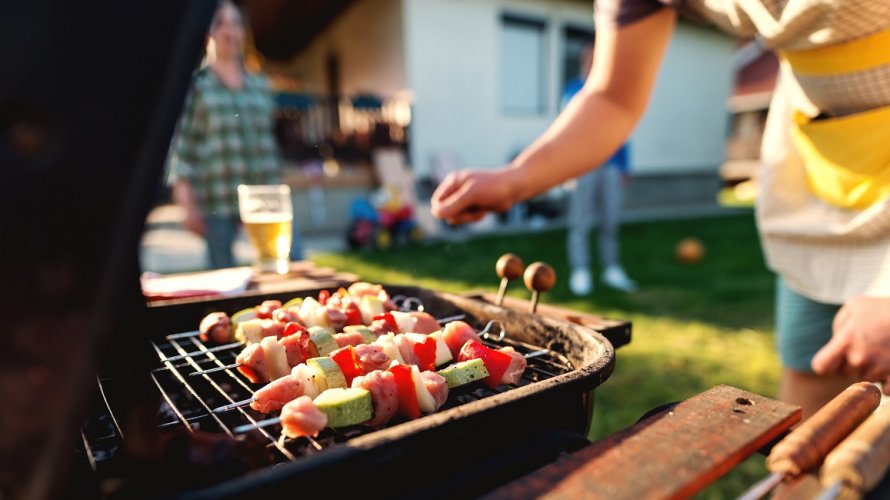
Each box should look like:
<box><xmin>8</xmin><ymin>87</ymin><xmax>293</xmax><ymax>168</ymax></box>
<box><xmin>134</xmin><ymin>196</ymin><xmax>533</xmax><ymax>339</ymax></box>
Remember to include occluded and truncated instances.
<box><xmin>488</xmin><ymin>385</ymin><xmax>801</xmax><ymax>498</ymax></box>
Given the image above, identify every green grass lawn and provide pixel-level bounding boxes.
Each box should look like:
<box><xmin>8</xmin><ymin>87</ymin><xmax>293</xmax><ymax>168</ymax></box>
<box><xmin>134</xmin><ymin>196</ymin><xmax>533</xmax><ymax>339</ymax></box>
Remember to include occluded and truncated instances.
<box><xmin>311</xmin><ymin>212</ymin><xmax>781</xmax><ymax>498</ymax></box>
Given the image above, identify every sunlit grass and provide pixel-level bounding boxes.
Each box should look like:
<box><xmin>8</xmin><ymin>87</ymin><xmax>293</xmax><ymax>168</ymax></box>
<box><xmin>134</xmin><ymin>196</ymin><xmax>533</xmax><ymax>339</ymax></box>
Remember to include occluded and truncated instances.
<box><xmin>310</xmin><ymin>213</ymin><xmax>780</xmax><ymax>497</ymax></box>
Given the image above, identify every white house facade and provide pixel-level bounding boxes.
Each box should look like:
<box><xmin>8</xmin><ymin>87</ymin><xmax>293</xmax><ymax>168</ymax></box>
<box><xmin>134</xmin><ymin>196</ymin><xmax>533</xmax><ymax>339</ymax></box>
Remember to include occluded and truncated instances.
<box><xmin>279</xmin><ymin>0</ymin><xmax>737</xmax><ymax>220</ymax></box>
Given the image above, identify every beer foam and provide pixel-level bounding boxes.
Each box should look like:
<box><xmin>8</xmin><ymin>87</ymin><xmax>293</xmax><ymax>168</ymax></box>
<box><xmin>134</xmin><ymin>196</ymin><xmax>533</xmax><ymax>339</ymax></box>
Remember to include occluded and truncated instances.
<box><xmin>241</xmin><ymin>212</ymin><xmax>293</xmax><ymax>224</ymax></box>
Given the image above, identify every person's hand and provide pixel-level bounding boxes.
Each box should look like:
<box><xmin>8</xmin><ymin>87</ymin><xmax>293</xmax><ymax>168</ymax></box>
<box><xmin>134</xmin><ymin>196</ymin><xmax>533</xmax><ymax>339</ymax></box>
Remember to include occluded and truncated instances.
<box><xmin>430</xmin><ymin>168</ymin><xmax>520</xmax><ymax>225</ymax></box>
<box><xmin>182</xmin><ymin>206</ymin><xmax>207</xmax><ymax>236</ymax></box>
<box><xmin>812</xmin><ymin>296</ymin><xmax>890</xmax><ymax>393</ymax></box>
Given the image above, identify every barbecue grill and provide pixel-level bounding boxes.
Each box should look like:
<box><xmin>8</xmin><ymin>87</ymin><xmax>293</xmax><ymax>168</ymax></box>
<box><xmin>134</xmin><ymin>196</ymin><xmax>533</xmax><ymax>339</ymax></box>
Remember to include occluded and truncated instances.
<box><xmin>80</xmin><ymin>285</ymin><xmax>616</xmax><ymax>497</ymax></box>
<box><xmin>1</xmin><ymin>2</ymin><xmax>626</xmax><ymax>497</ymax></box>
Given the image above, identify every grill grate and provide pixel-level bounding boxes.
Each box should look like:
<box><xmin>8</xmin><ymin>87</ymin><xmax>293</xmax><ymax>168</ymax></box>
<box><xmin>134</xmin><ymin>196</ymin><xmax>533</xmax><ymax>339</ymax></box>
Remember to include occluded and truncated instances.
<box><xmin>84</xmin><ymin>319</ymin><xmax>577</xmax><ymax>472</ymax></box>
<box><xmin>79</xmin><ymin>284</ymin><xmax>618</xmax><ymax>499</ymax></box>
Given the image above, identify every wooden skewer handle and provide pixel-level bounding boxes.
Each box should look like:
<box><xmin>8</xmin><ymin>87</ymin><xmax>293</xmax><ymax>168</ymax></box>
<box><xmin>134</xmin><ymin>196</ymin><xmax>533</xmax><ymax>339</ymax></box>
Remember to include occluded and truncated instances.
<box><xmin>496</xmin><ymin>253</ymin><xmax>525</xmax><ymax>281</ymax></box>
<box><xmin>767</xmin><ymin>382</ymin><xmax>882</xmax><ymax>476</ymax></box>
<box><xmin>523</xmin><ymin>262</ymin><xmax>556</xmax><ymax>294</ymax></box>
<box><xmin>820</xmin><ymin>402</ymin><xmax>890</xmax><ymax>499</ymax></box>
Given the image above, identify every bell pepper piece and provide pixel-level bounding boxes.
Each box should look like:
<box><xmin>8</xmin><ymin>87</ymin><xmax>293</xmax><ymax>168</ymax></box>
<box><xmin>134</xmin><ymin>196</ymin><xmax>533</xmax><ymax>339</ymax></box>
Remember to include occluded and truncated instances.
<box><xmin>389</xmin><ymin>364</ymin><xmax>420</xmax><ymax>419</ymax></box>
<box><xmin>373</xmin><ymin>312</ymin><xmax>399</xmax><ymax>334</ymax></box>
<box><xmin>330</xmin><ymin>345</ymin><xmax>364</xmax><ymax>386</ymax></box>
<box><xmin>457</xmin><ymin>339</ymin><xmax>513</xmax><ymax>388</ymax></box>
<box><xmin>413</xmin><ymin>336</ymin><xmax>438</xmax><ymax>372</ymax></box>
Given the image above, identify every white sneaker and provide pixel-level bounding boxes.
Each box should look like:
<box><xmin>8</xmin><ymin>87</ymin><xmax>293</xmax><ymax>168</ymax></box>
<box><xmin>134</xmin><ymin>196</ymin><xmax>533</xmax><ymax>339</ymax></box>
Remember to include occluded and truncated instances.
<box><xmin>602</xmin><ymin>265</ymin><xmax>638</xmax><ymax>293</ymax></box>
<box><xmin>570</xmin><ymin>267</ymin><xmax>593</xmax><ymax>296</ymax></box>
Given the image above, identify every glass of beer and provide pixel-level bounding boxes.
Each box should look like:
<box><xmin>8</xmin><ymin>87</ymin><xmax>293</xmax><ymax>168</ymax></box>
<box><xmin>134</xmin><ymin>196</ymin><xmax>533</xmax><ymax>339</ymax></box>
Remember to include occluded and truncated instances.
<box><xmin>237</xmin><ymin>184</ymin><xmax>293</xmax><ymax>275</ymax></box>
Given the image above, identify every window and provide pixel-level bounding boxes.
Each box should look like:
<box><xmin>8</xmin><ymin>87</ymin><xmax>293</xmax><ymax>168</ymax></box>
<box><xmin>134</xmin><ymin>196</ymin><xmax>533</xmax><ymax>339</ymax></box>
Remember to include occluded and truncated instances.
<box><xmin>561</xmin><ymin>25</ymin><xmax>594</xmax><ymax>97</ymax></box>
<box><xmin>499</xmin><ymin>13</ymin><xmax>547</xmax><ymax>115</ymax></box>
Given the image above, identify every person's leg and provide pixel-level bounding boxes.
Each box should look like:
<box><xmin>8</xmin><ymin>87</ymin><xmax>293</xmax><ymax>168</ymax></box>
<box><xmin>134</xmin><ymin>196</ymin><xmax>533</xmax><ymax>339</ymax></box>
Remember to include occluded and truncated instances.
<box><xmin>775</xmin><ymin>277</ymin><xmax>855</xmax><ymax>420</ymax></box>
<box><xmin>596</xmin><ymin>167</ymin><xmax>636</xmax><ymax>291</ymax></box>
<box><xmin>596</xmin><ymin>166</ymin><xmax>621</xmax><ymax>269</ymax></box>
<box><xmin>778</xmin><ymin>370</ymin><xmax>858</xmax><ymax>421</ymax></box>
<box><xmin>289</xmin><ymin>215</ymin><xmax>304</xmax><ymax>262</ymax></box>
<box><xmin>567</xmin><ymin>173</ymin><xmax>595</xmax><ymax>294</ymax></box>
<box><xmin>567</xmin><ymin>173</ymin><xmax>595</xmax><ymax>269</ymax></box>
<box><xmin>204</xmin><ymin>215</ymin><xmax>237</xmax><ymax>269</ymax></box>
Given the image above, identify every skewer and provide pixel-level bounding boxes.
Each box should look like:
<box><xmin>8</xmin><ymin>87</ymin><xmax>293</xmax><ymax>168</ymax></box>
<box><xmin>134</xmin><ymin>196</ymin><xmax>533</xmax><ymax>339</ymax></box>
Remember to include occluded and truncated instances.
<box><xmin>495</xmin><ymin>253</ymin><xmax>524</xmax><ymax>307</ymax></box>
<box><xmin>392</xmin><ymin>295</ymin><xmax>425</xmax><ymax>312</ymax></box>
<box><xmin>191</xmin><ymin>316</ymin><xmax>490</xmax><ymax>377</ymax></box>
<box><xmin>737</xmin><ymin>382</ymin><xmax>882</xmax><ymax>500</ymax></box>
<box><xmin>231</xmin><ymin>347</ymin><xmax>547</xmax><ymax>432</ymax></box>
<box><xmin>436</xmin><ymin>313</ymin><xmax>466</xmax><ymax>324</ymax></box>
<box><xmin>479</xmin><ymin>319</ymin><xmax>506</xmax><ymax>342</ymax></box>
<box><xmin>190</xmin><ymin>363</ymin><xmax>238</xmax><ymax>376</ymax></box>
<box><xmin>523</xmin><ymin>262</ymin><xmax>556</xmax><ymax>314</ymax></box>
<box><xmin>191</xmin><ymin>318</ymin><xmax>522</xmax><ymax>381</ymax></box>
<box><xmin>170</xmin><ymin>312</ymin><xmax>466</xmax><ymax>362</ymax></box>
<box><xmin>165</xmin><ymin>288</ymin><xmax>428</xmax><ymax>342</ymax></box>
<box><xmin>210</xmin><ymin>341</ymin><xmax>549</xmax><ymax>414</ymax></box>
<box><xmin>816</xmin><ymin>402</ymin><xmax>890</xmax><ymax>500</ymax></box>
<box><xmin>235</xmin><ymin>416</ymin><xmax>283</xmax><ymax>434</ymax></box>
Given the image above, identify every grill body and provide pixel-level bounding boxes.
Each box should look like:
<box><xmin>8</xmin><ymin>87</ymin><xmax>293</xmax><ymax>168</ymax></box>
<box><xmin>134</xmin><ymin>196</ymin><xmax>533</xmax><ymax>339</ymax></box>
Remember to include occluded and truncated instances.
<box><xmin>84</xmin><ymin>285</ymin><xmax>615</xmax><ymax>497</ymax></box>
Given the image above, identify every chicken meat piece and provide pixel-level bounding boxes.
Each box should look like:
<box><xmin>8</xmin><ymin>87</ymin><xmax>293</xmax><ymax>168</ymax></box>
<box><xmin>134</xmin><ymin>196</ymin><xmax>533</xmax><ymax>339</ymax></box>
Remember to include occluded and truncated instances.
<box><xmin>498</xmin><ymin>346</ymin><xmax>527</xmax><ymax>385</ymax></box>
<box><xmin>354</xmin><ymin>344</ymin><xmax>390</xmax><ymax>373</ymax></box>
<box><xmin>419</xmin><ymin>370</ymin><xmax>449</xmax><ymax>410</ymax></box>
<box><xmin>442</xmin><ymin>321</ymin><xmax>482</xmax><ymax>358</ymax></box>
<box><xmin>199</xmin><ymin>312</ymin><xmax>231</xmax><ymax>343</ymax></box>
<box><xmin>351</xmin><ymin>370</ymin><xmax>398</xmax><ymax>427</ymax></box>
<box><xmin>280</xmin><ymin>396</ymin><xmax>328</xmax><ymax>438</ymax></box>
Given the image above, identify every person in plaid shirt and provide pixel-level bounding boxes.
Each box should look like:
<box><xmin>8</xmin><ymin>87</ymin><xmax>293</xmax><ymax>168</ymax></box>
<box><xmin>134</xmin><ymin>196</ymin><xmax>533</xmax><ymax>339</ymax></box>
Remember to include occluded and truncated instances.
<box><xmin>167</xmin><ymin>0</ymin><xmax>300</xmax><ymax>268</ymax></box>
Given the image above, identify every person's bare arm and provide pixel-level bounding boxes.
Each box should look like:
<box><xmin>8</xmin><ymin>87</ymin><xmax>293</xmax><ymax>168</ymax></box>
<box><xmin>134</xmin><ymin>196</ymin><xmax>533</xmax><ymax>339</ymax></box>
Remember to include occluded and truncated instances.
<box><xmin>432</xmin><ymin>9</ymin><xmax>676</xmax><ymax>223</ymax></box>
<box><xmin>172</xmin><ymin>179</ymin><xmax>207</xmax><ymax>236</ymax></box>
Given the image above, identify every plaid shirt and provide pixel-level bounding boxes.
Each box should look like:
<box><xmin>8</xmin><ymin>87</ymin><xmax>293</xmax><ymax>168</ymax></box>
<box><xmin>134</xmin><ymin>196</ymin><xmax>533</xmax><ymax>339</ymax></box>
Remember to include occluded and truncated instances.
<box><xmin>167</xmin><ymin>68</ymin><xmax>280</xmax><ymax>218</ymax></box>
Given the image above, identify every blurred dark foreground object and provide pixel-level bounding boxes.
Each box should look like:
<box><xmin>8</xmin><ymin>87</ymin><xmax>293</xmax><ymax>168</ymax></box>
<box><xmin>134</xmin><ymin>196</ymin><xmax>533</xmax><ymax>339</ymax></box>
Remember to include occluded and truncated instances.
<box><xmin>0</xmin><ymin>1</ymin><xmax>218</xmax><ymax>497</ymax></box>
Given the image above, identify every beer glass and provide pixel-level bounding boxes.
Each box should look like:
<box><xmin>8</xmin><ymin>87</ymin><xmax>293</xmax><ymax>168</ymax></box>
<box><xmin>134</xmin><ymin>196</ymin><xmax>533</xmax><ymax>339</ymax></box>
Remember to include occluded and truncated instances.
<box><xmin>237</xmin><ymin>184</ymin><xmax>293</xmax><ymax>275</ymax></box>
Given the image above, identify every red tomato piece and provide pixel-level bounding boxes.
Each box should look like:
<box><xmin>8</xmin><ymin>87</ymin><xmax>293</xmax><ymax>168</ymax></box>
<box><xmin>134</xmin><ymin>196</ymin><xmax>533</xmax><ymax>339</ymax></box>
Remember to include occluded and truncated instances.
<box><xmin>412</xmin><ymin>336</ymin><xmax>438</xmax><ymax>372</ymax></box>
<box><xmin>330</xmin><ymin>346</ymin><xmax>364</xmax><ymax>386</ymax></box>
<box><xmin>237</xmin><ymin>365</ymin><xmax>263</xmax><ymax>385</ymax></box>
<box><xmin>343</xmin><ymin>302</ymin><xmax>363</xmax><ymax>326</ymax></box>
<box><xmin>318</xmin><ymin>289</ymin><xmax>330</xmax><ymax>306</ymax></box>
<box><xmin>373</xmin><ymin>312</ymin><xmax>399</xmax><ymax>333</ymax></box>
<box><xmin>280</xmin><ymin>323</ymin><xmax>314</xmax><ymax>365</ymax></box>
<box><xmin>282</xmin><ymin>322</ymin><xmax>308</xmax><ymax>338</ymax></box>
<box><xmin>255</xmin><ymin>300</ymin><xmax>282</xmax><ymax>320</ymax></box>
<box><xmin>389</xmin><ymin>364</ymin><xmax>420</xmax><ymax>419</ymax></box>
<box><xmin>457</xmin><ymin>340</ymin><xmax>513</xmax><ymax>388</ymax></box>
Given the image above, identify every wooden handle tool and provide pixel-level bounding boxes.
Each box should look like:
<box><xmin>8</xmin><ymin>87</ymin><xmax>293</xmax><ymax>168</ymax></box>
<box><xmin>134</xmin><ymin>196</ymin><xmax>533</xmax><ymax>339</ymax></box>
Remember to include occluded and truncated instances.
<box><xmin>495</xmin><ymin>253</ymin><xmax>524</xmax><ymax>307</ymax></box>
<box><xmin>523</xmin><ymin>262</ymin><xmax>555</xmax><ymax>314</ymax></box>
<box><xmin>738</xmin><ymin>382</ymin><xmax>882</xmax><ymax>500</ymax></box>
<box><xmin>818</xmin><ymin>401</ymin><xmax>890</xmax><ymax>500</ymax></box>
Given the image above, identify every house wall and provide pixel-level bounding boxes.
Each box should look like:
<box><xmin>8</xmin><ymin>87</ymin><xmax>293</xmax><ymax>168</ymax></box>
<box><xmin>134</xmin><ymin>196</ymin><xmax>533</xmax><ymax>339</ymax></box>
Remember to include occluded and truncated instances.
<box><xmin>403</xmin><ymin>0</ymin><xmax>735</xmax><ymax>178</ymax></box>
<box><xmin>279</xmin><ymin>0</ymin><xmax>407</xmax><ymax>99</ymax></box>
<box><xmin>632</xmin><ymin>23</ymin><xmax>736</xmax><ymax>173</ymax></box>
<box><xmin>404</xmin><ymin>0</ymin><xmax>591</xmax><ymax>177</ymax></box>
<box><xmin>282</xmin><ymin>0</ymin><xmax>735</xmax><ymax>180</ymax></box>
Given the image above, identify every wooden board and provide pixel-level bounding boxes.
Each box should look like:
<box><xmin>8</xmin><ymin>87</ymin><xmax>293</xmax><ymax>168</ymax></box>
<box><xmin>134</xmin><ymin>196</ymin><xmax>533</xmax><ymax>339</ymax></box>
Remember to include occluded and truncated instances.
<box><xmin>145</xmin><ymin>261</ymin><xmax>359</xmax><ymax>307</ymax></box>
<box><xmin>487</xmin><ymin>385</ymin><xmax>801</xmax><ymax>499</ymax></box>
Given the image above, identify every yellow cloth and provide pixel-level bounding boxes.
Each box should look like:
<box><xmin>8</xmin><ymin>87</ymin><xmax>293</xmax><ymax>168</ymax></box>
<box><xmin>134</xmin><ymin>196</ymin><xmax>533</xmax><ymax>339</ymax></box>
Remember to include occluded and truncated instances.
<box><xmin>781</xmin><ymin>27</ymin><xmax>890</xmax><ymax>76</ymax></box>
<box><xmin>791</xmin><ymin>106</ymin><xmax>890</xmax><ymax>210</ymax></box>
<box><xmin>782</xmin><ymin>27</ymin><xmax>890</xmax><ymax>210</ymax></box>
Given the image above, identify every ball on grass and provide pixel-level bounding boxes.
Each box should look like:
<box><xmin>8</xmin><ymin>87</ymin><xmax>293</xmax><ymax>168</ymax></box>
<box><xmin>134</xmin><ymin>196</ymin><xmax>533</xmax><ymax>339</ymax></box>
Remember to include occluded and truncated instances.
<box><xmin>676</xmin><ymin>238</ymin><xmax>705</xmax><ymax>264</ymax></box>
